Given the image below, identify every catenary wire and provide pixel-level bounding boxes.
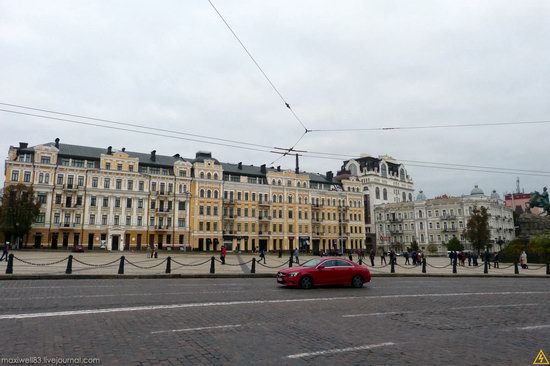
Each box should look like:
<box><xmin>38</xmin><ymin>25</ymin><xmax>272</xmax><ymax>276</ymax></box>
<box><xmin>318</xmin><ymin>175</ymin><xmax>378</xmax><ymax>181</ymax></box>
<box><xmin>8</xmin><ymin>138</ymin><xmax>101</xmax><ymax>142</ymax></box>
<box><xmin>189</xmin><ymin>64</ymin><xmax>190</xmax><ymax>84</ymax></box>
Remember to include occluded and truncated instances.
<box><xmin>207</xmin><ymin>0</ymin><xmax>308</xmax><ymax>132</ymax></box>
<box><xmin>2</xmin><ymin>107</ymin><xmax>548</xmax><ymax>177</ymax></box>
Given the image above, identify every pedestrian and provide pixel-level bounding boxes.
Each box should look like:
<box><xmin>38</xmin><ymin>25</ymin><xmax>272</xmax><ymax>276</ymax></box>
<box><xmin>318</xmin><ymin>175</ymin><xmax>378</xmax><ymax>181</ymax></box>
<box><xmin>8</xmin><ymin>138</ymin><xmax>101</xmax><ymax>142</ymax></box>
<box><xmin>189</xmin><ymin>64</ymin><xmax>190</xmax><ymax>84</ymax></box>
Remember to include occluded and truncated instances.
<box><xmin>278</xmin><ymin>247</ymin><xmax>283</xmax><ymax>258</ymax></box>
<box><xmin>493</xmin><ymin>251</ymin><xmax>500</xmax><ymax>269</ymax></box>
<box><xmin>484</xmin><ymin>250</ymin><xmax>491</xmax><ymax>269</ymax></box>
<box><xmin>520</xmin><ymin>251</ymin><xmax>528</xmax><ymax>269</ymax></box>
<box><xmin>146</xmin><ymin>243</ymin><xmax>152</xmax><ymax>258</ymax></box>
<box><xmin>411</xmin><ymin>250</ymin><xmax>417</xmax><ymax>265</ymax></box>
<box><xmin>404</xmin><ymin>251</ymin><xmax>410</xmax><ymax>265</ymax></box>
<box><xmin>380</xmin><ymin>251</ymin><xmax>387</xmax><ymax>265</ymax></box>
<box><xmin>0</xmin><ymin>242</ymin><xmax>9</xmax><ymax>262</ymax></box>
<box><xmin>369</xmin><ymin>249</ymin><xmax>375</xmax><ymax>266</ymax></box>
<box><xmin>348</xmin><ymin>250</ymin><xmax>353</xmax><ymax>261</ymax></box>
<box><xmin>467</xmin><ymin>252</ymin><xmax>472</xmax><ymax>266</ymax></box>
<box><xmin>389</xmin><ymin>249</ymin><xmax>396</xmax><ymax>265</ymax></box>
<box><xmin>153</xmin><ymin>244</ymin><xmax>158</xmax><ymax>259</ymax></box>
<box><xmin>220</xmin><ymin>245</ymin><xmax>227</xmax><ymax>264</ymax></box>
<box><xmin>259</xmin><ymin>248</ymin><xmax>266</xmax><ymax>264</ymax></box>
<box><xmin>473</xmin><ymin>252</ymin><xmax>479</xmax><ymax>266</ymax></box>
<box><xmin>449</xmin><ymin>251</ymin><xmax>453</xmax><ymax>265</ymax></box>
<box><xmin>293</xmin><ymin>248</ymin><xmax>299</xmax><ymax>265</ymax></box>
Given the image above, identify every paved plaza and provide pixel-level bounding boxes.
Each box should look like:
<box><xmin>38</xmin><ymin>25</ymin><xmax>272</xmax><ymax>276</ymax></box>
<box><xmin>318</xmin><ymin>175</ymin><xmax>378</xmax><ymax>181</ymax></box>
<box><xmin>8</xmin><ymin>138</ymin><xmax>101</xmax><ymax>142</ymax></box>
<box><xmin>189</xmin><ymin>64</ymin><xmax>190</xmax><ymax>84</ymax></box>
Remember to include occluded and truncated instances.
<box><xmin>0</xmin><ymin>277</ymin><xmax>549</xmax><ymax>365</ymax></box>
<box><xmin>0</xmin><ymin>251</ymin><xmax>548</xmax><ymax>277</ymax></box>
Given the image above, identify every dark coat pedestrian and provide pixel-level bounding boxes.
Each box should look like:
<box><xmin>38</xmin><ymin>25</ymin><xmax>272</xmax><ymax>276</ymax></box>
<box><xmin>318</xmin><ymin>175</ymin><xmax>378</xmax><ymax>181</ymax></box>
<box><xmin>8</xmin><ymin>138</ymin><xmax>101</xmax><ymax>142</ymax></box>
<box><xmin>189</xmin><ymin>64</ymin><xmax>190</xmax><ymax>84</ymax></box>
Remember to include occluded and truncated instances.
<box><xmin>380</xmin><ymin>251</ymin><xmax>387</xmax><ymax>265</ymax></box>
<box><xmin>0</xmin><ymin>242</ymin><xmax>9</xmax><ymax>262</ymax></box>
<box><xmin>259</xmin><ymin>249</ymin><xmax>266</xmax><ymax>264</ymax></box>
<box><xmin>493</xmin><ymin>252</ymin><xmax>500</xmax><ymax>268</ymax></box>
<box><xmin>369</xmin><ymin>249</ymin><xmax>375</xmax><ymax>266</ymax></box>
<box><xmin>467</xmin><ymin>252</ymin><xmax>472</xmax><ymax>266</ymax></box>
<box><xmin>404</xmin><ymin>251</ymin><xmax>410</xmax><ymax>265</ymax></box>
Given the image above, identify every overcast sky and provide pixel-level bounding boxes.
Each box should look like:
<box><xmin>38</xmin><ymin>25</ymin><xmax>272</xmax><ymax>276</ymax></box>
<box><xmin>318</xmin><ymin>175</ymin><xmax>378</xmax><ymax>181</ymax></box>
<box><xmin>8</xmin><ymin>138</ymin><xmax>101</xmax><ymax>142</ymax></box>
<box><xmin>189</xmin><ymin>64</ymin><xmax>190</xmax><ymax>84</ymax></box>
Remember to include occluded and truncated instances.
<box><xmin>1</xmin><ymin>0</ymin><xmax>549</xmax><ymax>197</ymax></box>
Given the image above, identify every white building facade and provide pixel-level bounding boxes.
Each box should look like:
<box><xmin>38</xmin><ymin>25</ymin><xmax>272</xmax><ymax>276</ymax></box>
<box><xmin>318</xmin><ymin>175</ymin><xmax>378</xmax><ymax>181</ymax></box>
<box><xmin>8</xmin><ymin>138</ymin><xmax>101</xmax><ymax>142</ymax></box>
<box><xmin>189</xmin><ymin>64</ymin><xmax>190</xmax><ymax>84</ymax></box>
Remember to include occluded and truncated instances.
<box><xmin>373</xmin><ymin>186</ymin><xmax>515</xmax><ymax>253</ymax></box>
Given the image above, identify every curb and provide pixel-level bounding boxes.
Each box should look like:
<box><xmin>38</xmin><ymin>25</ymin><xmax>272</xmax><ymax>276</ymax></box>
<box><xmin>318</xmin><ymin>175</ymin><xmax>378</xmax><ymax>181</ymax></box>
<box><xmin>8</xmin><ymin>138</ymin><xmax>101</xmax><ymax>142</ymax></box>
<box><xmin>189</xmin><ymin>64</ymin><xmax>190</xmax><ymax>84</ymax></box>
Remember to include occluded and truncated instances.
<box><xmin>0</xmin><ymin>273</ymin><xmax>547</xmax><ymax>280</ymax></box>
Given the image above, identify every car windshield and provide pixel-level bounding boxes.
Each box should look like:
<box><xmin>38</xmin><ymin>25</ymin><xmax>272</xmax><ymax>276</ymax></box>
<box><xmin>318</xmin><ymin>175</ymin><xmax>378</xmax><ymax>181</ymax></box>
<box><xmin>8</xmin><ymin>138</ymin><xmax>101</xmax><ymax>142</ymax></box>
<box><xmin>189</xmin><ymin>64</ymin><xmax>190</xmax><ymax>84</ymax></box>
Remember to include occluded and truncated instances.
<box><xmin>301</xmin><ymin>259</ymin><xmax>323</xmax><ymax>267</ymax></box>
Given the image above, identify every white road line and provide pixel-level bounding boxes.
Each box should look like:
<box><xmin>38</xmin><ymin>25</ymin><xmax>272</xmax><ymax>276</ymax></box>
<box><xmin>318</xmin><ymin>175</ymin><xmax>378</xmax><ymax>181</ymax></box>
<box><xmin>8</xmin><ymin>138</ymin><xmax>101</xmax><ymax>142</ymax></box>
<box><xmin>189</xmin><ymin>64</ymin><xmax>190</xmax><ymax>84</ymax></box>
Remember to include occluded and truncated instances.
<box><xmin>1</xmin><ymin>291</ymin><xmax>549</xmax><ymax>320</ymax></box>
<box><xmin>343</xmin><ymin>311</ymin><xmax>417</xmax><ymax>318</ymax></box>
<box><xmin>450</xmin><ymin>303</ymin><xmax>538</xmax><ymax>310</ymax></box>
<box><xmin>151</xmin><ymin>324</ymin><xmax>242</xmax><ymax>334</ymax></box>
<box><xmin>517</xmin><ymin>324</ymin><xmax>550</xmax><ymax>331</ymax></box>
<box><xmin>0</xmin><ymin>290</ymin><xmax>245</xmax><ymax>301</ymax></box>
<box><xmin>0</xmin><ymin>283</ymin><xmax>245</xmax><ymax>290</ymax></box>
<box><xmin>285</xmin><ymin>342</ymin><xmax>396</xmax><ymax>359</ymax></box>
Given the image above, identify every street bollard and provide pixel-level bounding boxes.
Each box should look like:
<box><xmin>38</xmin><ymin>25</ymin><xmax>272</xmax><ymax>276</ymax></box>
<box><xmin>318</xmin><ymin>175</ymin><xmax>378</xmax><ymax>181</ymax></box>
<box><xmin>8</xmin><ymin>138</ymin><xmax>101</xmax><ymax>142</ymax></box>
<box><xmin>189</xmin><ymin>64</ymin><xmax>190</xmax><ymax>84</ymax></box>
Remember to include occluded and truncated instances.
<box><xmin>484</xmin><ymin>259</ymin><xmax>488</xmax><ymax>274</ymax></box>
<box><xmin>118</xmin><ymin>256</ymin><xmax>125</xmax><ymax>274</ymax></box>
<box><xmin>359</xmin><ymin>258</ymin><xmax>362</xmax><ymax>265</ymax></box>
<box><xmin>278</xmin><ymin>249</ymin><xmax>283</xmax><ymax>258</ymax></box>
<box><xmin>165</xmin><ymin>256</ymin><xmax>171</xmax><ymax>274</ymax></box>
<box><xmin>251</xmin><ymin>258</ymin><xmax>256</xmax><ymax>274</ymax></box>
<box><xmin>452</xmin><ymin>258</ymin><xmax>457</xmax><ymax>274</ymax></box>
<box><xmin>5</xmin><ymin>254</ymin><xmax>13</xmax><ymax>274</ymax></box>
<box><xmin>514</xmin><ymin>261</ymin><xmax>519</xmax><ymax>274</ymax></box>
<box><xmin>546</xmin><ymin>263</ymin><xmax>550</xmax><ymax>275</ymax></box>
<box><xmin>422</xmin><ymin>258</ymin><xmax>426</xmax><ymax>273</ymax></box>
<box><xmin>210</xmin><ymin>256</ymin><xmax>215</xmax><ymax>274</ymax></box>
<box><xmin>390</xmin><ymin>260</ymin><xmax>395</xmax><ymax>273</ymax></box>
<box><xmin>289</xmin><ymin>256</ymin><xmax>293</xmax><ymax>268</ymax></box>
<box><xmin>66</xmin><ymin>255</ymin><xmax>73</xmax><ymax>274</ymax></box>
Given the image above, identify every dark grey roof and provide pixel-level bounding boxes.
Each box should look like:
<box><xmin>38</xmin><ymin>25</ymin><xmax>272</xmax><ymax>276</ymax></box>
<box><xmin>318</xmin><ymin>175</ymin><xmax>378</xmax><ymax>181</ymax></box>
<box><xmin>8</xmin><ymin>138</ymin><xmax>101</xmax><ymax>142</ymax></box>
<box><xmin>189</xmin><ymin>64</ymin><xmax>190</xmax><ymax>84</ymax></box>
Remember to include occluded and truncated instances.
<box><xmin>222</xmin><ymin>163</ymin><xmax>265</xmax><ymax>177</ymax></box>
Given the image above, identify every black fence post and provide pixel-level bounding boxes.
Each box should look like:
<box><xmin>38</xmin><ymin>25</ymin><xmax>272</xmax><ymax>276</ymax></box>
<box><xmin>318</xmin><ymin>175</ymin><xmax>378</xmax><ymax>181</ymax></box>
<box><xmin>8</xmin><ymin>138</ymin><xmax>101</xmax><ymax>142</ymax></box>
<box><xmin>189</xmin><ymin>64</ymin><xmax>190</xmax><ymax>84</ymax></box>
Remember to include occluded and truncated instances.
<box><xmin>118</xmin><ymin>256</ymin><xmax>125</xmax><ymax>275</ymax></box>
<box><xmin>5</xmin><ymin>254</ymin><xmax>13</xmax><ymax>274</ymax></box>
<box><xmin>422</xmin><ymin>258</ymin><xmax>426</xmax><ymax>273</ymax></box>
<box><xmin>358</xmin><ymin>258</ymin><xmax>362</xmax><ymax>265</ymax></box>
<box><xmin>390</xmin><ymin>260</ymin><xmax>395</xmax><ymax>273</ymax></box>
<box><xmin>210</xmin><ymin>256</ymin><xmax>215</xmax><ymax>274</ymax></box>
<box><xmin>165</xmin><ymin>256</ymin><xmax>171</xmax><ymax>274</ymax></box>
<box><xmin>514</xmin><ymin>261</ymin><xmax>519</xmax><ymax>274</ymax></box>
<box><xmin>452</xmin><ymin>257</ymin><xmax>457</xmax><ymax>274</ymax></box>
<box><xmin>251</xmin><ymin>258</ymin><xmax>256</xmax><ymax>274</ymax></box>
<box><xmin>66</xmin><ymin>255</ymin><xmax>73</xmax><ymax>274</ymax></box>
<box><xmin>289</xmin><ymin>255</ymin><xmax>293</xmax><ymax>268</ymax></box>
<box><xmin>484</xmin><ymin>259</ymin><xmax>489</xmax><ymax>274</ymax></box>
<box><xmin>546</xmin><ymin>263</ymin><xmax>550</xmax><ymax>275</ymax></box>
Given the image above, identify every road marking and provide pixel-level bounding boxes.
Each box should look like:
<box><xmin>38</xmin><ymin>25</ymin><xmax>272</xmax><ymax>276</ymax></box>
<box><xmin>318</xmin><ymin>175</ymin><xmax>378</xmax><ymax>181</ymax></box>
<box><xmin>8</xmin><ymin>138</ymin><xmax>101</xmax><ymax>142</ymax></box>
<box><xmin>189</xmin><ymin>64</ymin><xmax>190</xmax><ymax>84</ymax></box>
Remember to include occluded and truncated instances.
<box><xmin>517</xmin><ymin>324</ymin><xmax>550</xmax><ymax>331</ymax></box>
<box><xmin>151</xmin><ymin>324</ymin><xmax>242</xmax><ymax>334</ymax></box>
<box><xmin>1</xmin><ymin>291</ymin><xmax>549</xmax><ymax>320</ymax></box>
<box><xmin>285</xmin><ymin>342</ymin><xmax>396</xmax><ymax>359</ymax></box>
<box><xmin>0</xmin><ymin>283</ymin><xmax>245</xmax><ymax>290</ymax></box>
<box><xmin>450</xmin><ymin>303</ymin><xmax>538</xmax><ymax>310</ymax></box>
<box><xmin>0</xmin><ymin>290</ymin><xmax>245</xmax><ymax>301</ymax></box>
<box><xmin>343</xmin><ymin>311</ymin><xmax>416</xmax><ymax>318</ymax></box>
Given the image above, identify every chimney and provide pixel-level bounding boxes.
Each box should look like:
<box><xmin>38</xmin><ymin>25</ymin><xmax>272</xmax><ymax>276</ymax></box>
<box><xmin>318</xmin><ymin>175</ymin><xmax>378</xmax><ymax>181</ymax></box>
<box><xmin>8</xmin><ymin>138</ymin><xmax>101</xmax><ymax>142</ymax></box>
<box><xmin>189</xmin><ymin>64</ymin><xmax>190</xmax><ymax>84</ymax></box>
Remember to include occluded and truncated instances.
<box><xmin>121</xmin><ymin>147</ymin><xmax>126</xmax><ymax>152</ymax></box>
<box><xmin>238</xmin><ymin>162</ymin><xmax>242</xmax><ymax>170</ymax></box>
<box><xmin>150</xmin><ymin>150</ymin><xmax>156</xmax><ymax>162</ymax></box>
<box><xmin>295</xmin><ymin>153</ymin><xmax>299</xmax><ymax>174</ymax></box>
<box><xmin>173</xmin><ymin>153</ymin><xmax>180</xmax><ymax>158</ymax></box>
<box><xmin>326</xmin><ymin>171</ymin><xmax>333</xmax><ymax>181</ymax></box>
<box><xmin>107</xmin><ymin>146</ymin><xmax>112</xmax><ymax>155</ymax></box>
<box><xmin>260</xmin><ymin>164</ymin><xmax>266</xmax><ymax>173</ymax></box>
<box><xmin>277</xmin><ymin>166</ymin><xmax>281</xmax><ymax>172</ymax></box>
<box><xmin>19</xmin><ymin>142</ymin><xmax>28</xmax><ymax>149</ymax></box>
<box><xmin>54</xmin><ymin>138</ymin><xmax>60</xmax><ymax>149</ymax></box>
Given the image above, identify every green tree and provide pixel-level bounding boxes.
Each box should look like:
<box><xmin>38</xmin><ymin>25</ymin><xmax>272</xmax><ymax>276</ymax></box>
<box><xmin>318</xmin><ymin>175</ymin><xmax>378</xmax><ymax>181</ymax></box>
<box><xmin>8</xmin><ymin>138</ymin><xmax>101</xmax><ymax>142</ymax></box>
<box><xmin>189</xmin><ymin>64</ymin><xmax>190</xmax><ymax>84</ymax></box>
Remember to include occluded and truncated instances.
<box><xmin>0</xmin><ymin>184</ymin><xmax>41</xmax><ymax>248</ymax></box>
<box><xmin>427</xmin><ymin>243</ymin><xmax>438</xmax><ymax>255</ymax></box>
<box><xmin>446</xmin><ymin>237</ymin><xmax>464</xmax><ymax>251</ymax></box>
<box><xmin>529</xmin><ymin>234</ymin><xmax>550</xmax><ymax>262</ymax></box>
<box><xmin>410</xmin><ymin>240</ymin><xmax>419</xmax><ymax>252</ymax></box>
<box><xmin>464</xmin><ymin>206</ymin><xmax>490</xmax><ymax>254</ymax></box>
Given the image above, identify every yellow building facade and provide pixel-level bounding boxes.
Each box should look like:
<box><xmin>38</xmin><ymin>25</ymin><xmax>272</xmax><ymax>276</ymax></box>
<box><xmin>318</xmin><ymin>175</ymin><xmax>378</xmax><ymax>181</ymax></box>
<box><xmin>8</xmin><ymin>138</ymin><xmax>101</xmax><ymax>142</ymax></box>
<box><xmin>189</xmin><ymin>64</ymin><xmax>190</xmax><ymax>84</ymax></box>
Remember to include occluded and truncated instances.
<box><xmin>3</xmin><ymin>140</ymin><xmax>365</xmax><ymax>253</ymax></box>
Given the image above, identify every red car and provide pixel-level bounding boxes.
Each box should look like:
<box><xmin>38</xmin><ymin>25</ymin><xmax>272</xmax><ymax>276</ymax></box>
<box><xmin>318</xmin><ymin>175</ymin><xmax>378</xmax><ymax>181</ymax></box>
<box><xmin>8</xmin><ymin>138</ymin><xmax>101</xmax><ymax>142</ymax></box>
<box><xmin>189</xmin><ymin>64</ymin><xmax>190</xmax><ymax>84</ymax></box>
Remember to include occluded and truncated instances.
<box><xmin>277</xmin><ymin>257</ymin><xmax>371</xmax><ymax>289</ymax></box>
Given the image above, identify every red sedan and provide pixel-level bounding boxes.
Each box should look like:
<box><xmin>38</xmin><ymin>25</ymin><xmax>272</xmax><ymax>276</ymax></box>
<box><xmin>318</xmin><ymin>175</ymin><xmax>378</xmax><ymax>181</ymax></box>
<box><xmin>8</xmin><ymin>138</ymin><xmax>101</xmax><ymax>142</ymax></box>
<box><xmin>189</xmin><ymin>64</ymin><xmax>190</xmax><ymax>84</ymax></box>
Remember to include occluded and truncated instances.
<box><xmin>277</xmin><ymin>257</ymin><xmax>371</xmax><ymax>289</ymax></box>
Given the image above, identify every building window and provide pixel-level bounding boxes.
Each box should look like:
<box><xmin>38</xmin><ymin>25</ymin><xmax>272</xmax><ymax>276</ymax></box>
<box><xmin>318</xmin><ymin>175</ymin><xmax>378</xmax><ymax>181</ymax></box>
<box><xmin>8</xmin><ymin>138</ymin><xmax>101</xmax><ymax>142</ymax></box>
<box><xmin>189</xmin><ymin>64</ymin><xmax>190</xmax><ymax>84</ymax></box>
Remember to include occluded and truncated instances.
<box><xmin>92</xmin><ymin>177</ymin><xmax>98</xmax><ymax>188</ymax></box>
<box><xmin>139</xmin><ymin>181</ymin><xmax>144</xmax><ymax>191</ymax></box>
<box><xmin>383</xmin><ymin>188</ymin><xmax>387</xmax><ymax>200</ymax></box>
<box><xmin>138</xmin><ymin>199</ymin><xmax>143</xmax><ymax>209</ymax></box>
<box><xmin>126</xmin><ymin>198</ymin><xmax>132</xmax><ymax>208</ymax></box>
<box><xmin>137</xmin><ymin>216</ymin><xmax>143</xmax><ymax>226</ymax></box>
<box><xmin>128</xmin><ymin>180</ymin><xmax>133</xmax><ymax>190</ymax></box>
<box><xmin>104</xmin><ymin>178</ymin><xmax>110</xmax><ymax>189</ymax></box>
<box><xmin>375</xmin><ymin>187</ymin><xmax>380</xmax><ymax>199</ymax></box>
<box><xmin>115</xmin><ymin>198</ymin><xmax>121</xmax><ymax>208</ymax></box>
<box><xmin>117</xmin><ymin>164</ymin><xmax>123</xmax><ymax>171</ymax></box>
<box><xmin>102</xmin><ymin>215</ymin><xmax>108</xmax><ymax>225</ymax></box>
<box><xmin>126</xmin><ymin>216</ymin><xmax>131</xmax><ymax>226</ymax></box>
<box><xmin>41</xmin><ymin>156</ymin><xmax>51</xmax><ymax>164</ymax></box>
<box><xmin>178</xmin><ymin>219</ymin><xmax>186</xmax><ymax>227</ymax></box>
<box><xmin>103</xmin><ymin>197</ymin><xmax>109</xmax><ymax>207</ymax></box>
<box><xmin>37</xmin><ymin>193</ymin><xmax>47</xmax><ymax>204</ymax></box>
<box><xmin>114</xmin><ymin>215</ymin><xmax>120</xmax><ymax>226</ymax></box>
<box><xmin>90</xmin><ymin>215</ymin><xmax>96</xmax><ymax>225</ymax></box>
<box><xmin>116</xmin><ymin>179</ymin><xmax>122</xmax><ymax>190</ymax></box>
<box><xmin>56</xmin><ymin>174</ymin><xmax>63</xmax><ymax>185</ymax></box>
<box><xmin>35</xmin><ymin>213</ymin><xmax>45</xmax><ymax>223</ymax></box>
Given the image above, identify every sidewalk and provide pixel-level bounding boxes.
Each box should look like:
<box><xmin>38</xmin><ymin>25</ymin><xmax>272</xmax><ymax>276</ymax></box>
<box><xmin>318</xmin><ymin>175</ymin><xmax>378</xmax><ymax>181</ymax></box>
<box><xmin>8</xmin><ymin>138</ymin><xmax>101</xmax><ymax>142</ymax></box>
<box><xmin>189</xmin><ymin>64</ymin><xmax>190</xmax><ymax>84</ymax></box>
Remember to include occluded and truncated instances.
<box><xmin>0</xmin><ymin>251</ymin><xmax>548</xmax><ymax>279</ymax></box>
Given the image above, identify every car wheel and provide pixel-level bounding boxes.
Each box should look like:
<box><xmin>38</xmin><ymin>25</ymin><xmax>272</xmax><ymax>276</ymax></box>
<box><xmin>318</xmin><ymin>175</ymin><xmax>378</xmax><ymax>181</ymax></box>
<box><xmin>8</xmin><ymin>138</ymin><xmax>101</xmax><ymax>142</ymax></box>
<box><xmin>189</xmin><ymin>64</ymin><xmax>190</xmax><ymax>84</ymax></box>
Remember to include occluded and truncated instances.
<box><xmin>300</xmin><ymin>276</ymin><xmax>313</xmax><ymax>289</ymax></box>
<box><xmin>352</xmin><ymin>275</ymin><xmax>363</xmax><ymax>288</ymax></box>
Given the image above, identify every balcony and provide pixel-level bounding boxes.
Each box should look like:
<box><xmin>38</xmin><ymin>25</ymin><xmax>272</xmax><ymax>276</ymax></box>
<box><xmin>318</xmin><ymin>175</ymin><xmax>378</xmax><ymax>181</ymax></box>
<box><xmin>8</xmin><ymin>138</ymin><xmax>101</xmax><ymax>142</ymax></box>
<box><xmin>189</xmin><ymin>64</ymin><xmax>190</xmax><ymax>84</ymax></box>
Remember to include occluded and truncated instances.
<box><xmin>441</xmin><ymin>214</ymin><xmax>456</xmax><ymax>220</ymax></box>
<box><xmin>389</xmin><ymin>218</ymin><xmax>403</xmax><ymax>223</ymax></box>
<box><xmin>258</xmin><ymin>215</ymin><xmax>271</xmax><ymax>221</ymax></box>
<box><xmin>443</xmin><ymin>227</ymin><xmax>458</xmax><ymax>232</ymax></box>
<box><xmin>156</xmin><ymin>208</ymin><xmax>172</xmax><ymax>214</ymax></box>
<box><xmin>389</xmin><ymin>229</ymin><xmax>403</xmax><ymax>234</ymax></box>
<box><xmin>223</xmin><ymin>198</ymin><xmax>235</xmax><ymax>205</ymax></box>
<box><xmin>258</xmin><ymin>200</ymin><xmax>270</xmax><ymax>207</ymax></box>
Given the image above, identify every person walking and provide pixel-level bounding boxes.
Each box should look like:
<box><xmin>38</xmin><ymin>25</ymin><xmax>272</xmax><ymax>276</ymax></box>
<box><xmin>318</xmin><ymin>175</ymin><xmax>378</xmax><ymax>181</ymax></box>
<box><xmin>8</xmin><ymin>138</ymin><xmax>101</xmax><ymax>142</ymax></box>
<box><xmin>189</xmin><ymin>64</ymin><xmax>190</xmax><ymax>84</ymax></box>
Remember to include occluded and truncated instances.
<box><xmin>153</xmin><ymin>244</ymin><xmax>158</xmax><ymax>259</ymax></box>
<box><xmin>389</xmin><ymin>249</ymin><xmax>396</xmax><ymax>265</ymax></box>
<box><xmin>146</xmin><ymin>243</ymin><xmax>152</xmax><ymax>258</ymax></box>
<box><xmin>293</xmin><ymin>248</ymin><xmax>299</xmax><ymax>265</ymax></box>
<box><xmin>404</xmin><ymin>251</ymin><xmax>410</xmax><ymax>265</ymax></box>
<box><xmin>348</xmin><ymin>250</ymin><xmax>353</xmax><ymax>261</ymax></box>
<box><xmin>467</xmin><ymin>252</ymin><xmax>472</xmax><ymax>266</ymax></box>
<box><xmin>369</xmin><ymin>249</ymin><xmax>375</xmax><ymax>266</ymax></box>
<box><xmin>411</xmin><ymin>250</ymin><xmax>417</xmax><ymax>266</ymax></box>
<box><xmin>380</xmin><ymin>251</ymin><xmax>387</xmax><ymax>265</ymax></box>
<box><xmin>0</xmin><ymin>242</ymin><xmax>9</xmax><ymax>262</ymax></box>
<box><xmin>520</xmin><ymin>251</ymin><xmax>528</xmax><ymax>269</ymax></box>
<box><xmin>484</xmin><ymin>250</ymin><xmax>491</xmax><ymax>269</ymax></box>
<box><xmin>259</xmin><ymin>248</ymin><xmax>266</xmax><ymax>264</ymax></box>
<box><xmin>220</xmin><ymin>245</ymin><xmax>227</xmax><ymax>265</ymax></box>
<box><xmin>493</xmin><ymin>251</ymin><xmax>500</xmax><ymax>269</ymax></box>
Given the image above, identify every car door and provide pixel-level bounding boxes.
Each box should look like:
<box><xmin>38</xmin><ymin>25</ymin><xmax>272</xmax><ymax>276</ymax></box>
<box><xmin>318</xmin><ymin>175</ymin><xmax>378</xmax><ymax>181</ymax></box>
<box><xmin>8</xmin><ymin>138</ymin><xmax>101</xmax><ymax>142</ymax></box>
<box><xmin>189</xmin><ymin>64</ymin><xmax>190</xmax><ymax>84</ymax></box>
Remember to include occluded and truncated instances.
<box><xmin>315</xmin><ymin>260</ymin><xmax>337</xmax><ymax>285</ymax></box>
<box><xmin>333</xmin><ymin>259</ymin><xmax>354</xmax><ymax>284</ymax></box>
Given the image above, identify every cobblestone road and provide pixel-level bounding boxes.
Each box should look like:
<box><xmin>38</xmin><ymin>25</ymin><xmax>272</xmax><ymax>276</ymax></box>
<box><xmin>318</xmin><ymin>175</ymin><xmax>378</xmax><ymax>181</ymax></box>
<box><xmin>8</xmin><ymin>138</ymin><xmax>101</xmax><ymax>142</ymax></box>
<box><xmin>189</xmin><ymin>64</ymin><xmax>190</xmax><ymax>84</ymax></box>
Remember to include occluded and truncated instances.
<box><xmin>0</xmin><ymin>277</ymin><xmax>549</xmax><ymax>365</ymax></box>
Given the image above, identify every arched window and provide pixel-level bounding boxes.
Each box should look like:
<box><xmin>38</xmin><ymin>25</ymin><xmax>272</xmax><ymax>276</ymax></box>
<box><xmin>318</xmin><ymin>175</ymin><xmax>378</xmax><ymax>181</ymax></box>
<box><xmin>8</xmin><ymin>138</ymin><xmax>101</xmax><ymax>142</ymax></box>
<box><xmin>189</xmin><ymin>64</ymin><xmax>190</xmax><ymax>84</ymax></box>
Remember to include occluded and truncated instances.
<box><xmin>272</xmin><ymin>194</ymin><xmax>277</xmax><ymax>203</ymax></box>
<box><xmin>213</xmin><ymin>173</ymin><xmax>218</xmax><ymax>180</ymax></box>
<box><xmin>304</xmin><ymin>197</ymin><xmax>308</xmax><ymax>204</ymax></box>
<box><xmin>402</xmin><ymin>192</ymin><xmax>406</xmax><ymax>202</ymax></box>
<box><xmin>278</xmin><ymin>195</ymin><xmax>283</xmax><ymax>203</ymax></box>
<box><xmin>381</xmin><ymin>164</ymin><xmax>387</xmax><ymax>178</ymax></box>
<box><xmin>200</xmin><ymin>172</ymin><xmax>205</xmax><ymax>179</ymax></box>
<box><xmin>400</xmin><ymin>168</ymin><xmax>405</xmax><ymax>181</ymax></box>
<box><xmin>383</xmin><ymin>188</ymin><xmax>388</xmax><ymax>200</ymax></box>
<box><xmin>349</xmin><ymin>164</ymin><xmax>358</xmax><ymax>176</ymax></box>
<box><xmin>376</xmin><ymin>187</ymin><xmax>380</xmax><ymax>199</ymax></box>
<box><xmin>332</xmin><ymin>199</ymin><xmax>336</xmax><ymax>206</ymax></box>
<box><xmin>207</xmin><ymin>172</ymin><xmax>211</xmax><ymax>180</ymax></box>
<box><xmin>272</xmin><ymin>179</ymin><xmax>276</xmax><ymax>185</ymax></box>
<box><xmin>214</xmin><ymin>190</ymin><xmax>219</xmax><ymax>199</ymax></box>
<box><xmin>298</xmin><ymin>197</ymin><xmax>302</xmax><ymax>204</ymax></box>
<box><xmin>296</xmin><ymin>182</ymin><xmax>301</xmax><ymax>188</ymax></box>
<box><xmin>418</xmin><ymin>210</ymin><xmax>423</xmax><ymax>218</ymax></box>
<box><xmin>200</xmin><ymin>189</ymin><xmax>205</xmax><ymax>198</ymax></box>
<box><xmin>287</xmin><ymin>180</ymin><xmax>291</xmax><ymax>186</ymax></box>
<box><xmin>278</xmin><ymin>180</ymin><xmax>282</xmax><ymax>186</ymax></box>
<box><xmin>207</xmin><ymin>190</ymin><xmax>212</xmax><ymax>198</ymax></box>
<box><xmin>288</xmin><ymin>195</ymin><xmax>293</xmax><ymax>204</ymax></box>
<box><xmin>409</xmin><ymin>193</ymin><xmax>412</xmax><ymax>201</ymax></box>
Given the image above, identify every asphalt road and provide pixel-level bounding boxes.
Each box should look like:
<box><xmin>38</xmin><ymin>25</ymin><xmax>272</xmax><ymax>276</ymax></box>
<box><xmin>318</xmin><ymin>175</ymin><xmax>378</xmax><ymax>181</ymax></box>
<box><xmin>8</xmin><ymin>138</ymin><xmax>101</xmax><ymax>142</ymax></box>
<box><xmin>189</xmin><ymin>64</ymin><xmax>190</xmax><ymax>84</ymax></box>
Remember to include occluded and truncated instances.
<box><xmin>0</xmin><ymin>277</ymin><xmax>549</xmax><ymax>365</ymax></box>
